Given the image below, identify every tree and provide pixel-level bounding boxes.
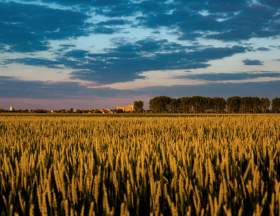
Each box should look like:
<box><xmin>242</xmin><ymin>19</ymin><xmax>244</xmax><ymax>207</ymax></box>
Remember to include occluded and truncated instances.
<box><xmin>226</xmin><ymin>97</ymin><xmax>232</xmax><ymax>113</ymax></box>
<box><xmin>192</xmin><ymin>96</ymin><xmax>207</xmax><ymax>113</ymax></box>
<box><xmin>240</xmin><ymin>97</ymin><xmax>253</xmax><ymax>113</ymax></box>
<box><xmin>170</xmin><ymin>98</ymin><xmax>178</xmax><ymax>113</ymax></box>
<box><xmin>179</xmin><ymin>97</ymin><xmax>193</xmax><ymax>113</ymax></box>
<box><xmin>192</xmin><ymin>96</ymin><xmax>199</xmax><ymax>113</ymax></box>
<box><xmin>69</xmin><ymin>108</ymin><xmax>74</xmax><ymax>113</ymax></box>
<box><xmin>240</xmin><ymin>97</ymin><xmax>246</xmax><ymax>113</ymax></box>
<box><xmin>116</xmin><ymin>109</ymin><xmax>124</xmax><ymax>113</ymax></box>
<box><xmin>35</xmin><ymin>109</ymin><xmax>47</xmax><ymax>113</ymax></box>
<box><xmin>213</xmin><ymin>97</ymin><xmax>226</xmax><ymax>113</ymax></box>
<box><xmin>149</xmin><ymin>96</ymin><xmax>171</xmax><ymax>113</ymax></box>
<box><xmin>205</xmin><ymin>97</ymin><xmax>214</xmax><ymax>113</ymax></box>
<box><xmin>177</xmin><ymin>98</ymin><xmax>182</xmax><ymax>112</ymax></box>
<box><xmin>149</xmin><ymin>98</ymin><xmax>157</xmax><ymax>113</ymax></box>
<box><xmin>159</xmin><ymin>96</ymin><xmax>171</xmax><ymax>113</ymax></box>
<box><xmin>200</xmin><ymin>97</ymin><xmax>208</xmax><ymax>113</ymax></box>
<box><xmin>272</xmin><ymin>97</ymin><xmax>280</xmax><ymax>113</ymax></box>
<box><xmin>134</xmin><ymin>101</ymin><xmax>144</xmax><ymax>113</ymax></box>
<box><xmin>226</xmin><ymin>96</ymin><xmax>241</xmax><ymax>113</ymax></box>
<box><xmin>260</xmin><ymin>98</ymin><xmax>270</xmax><ymax>113</ymax></box>
<box><xmin>252</xmin><ymin>97</ymin><xmax>260</xmax><ymax>113</ymax></box>
<box><xmin>94</xmin><ymin>109</ymin><xmax>102</xmax><ymax>113</ymax></box>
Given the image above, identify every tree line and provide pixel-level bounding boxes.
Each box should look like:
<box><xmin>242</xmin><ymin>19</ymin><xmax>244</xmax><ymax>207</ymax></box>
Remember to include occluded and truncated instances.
<box><xmin>142</xmin><ymin>96</ymin><xmax>280</xmax><ymax>113</ymax></box>
<box><xmin>1</xmin><ymin>97</ymin><xmax>280</xmax><ymax>114</ymax></box>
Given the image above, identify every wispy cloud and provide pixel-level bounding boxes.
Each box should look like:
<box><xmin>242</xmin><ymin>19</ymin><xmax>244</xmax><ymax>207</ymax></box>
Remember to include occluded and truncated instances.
<box><xmin>243</xmin><ymin>59</ymin><xmax>264</xmax><ymax>65</ymax></box>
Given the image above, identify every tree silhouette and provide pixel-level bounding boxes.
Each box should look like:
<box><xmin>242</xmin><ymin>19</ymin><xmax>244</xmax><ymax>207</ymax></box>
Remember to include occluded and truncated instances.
<box><xmin>272</xmin><ymin>97</ymin><xmax>280</xmax><ymax>113</ymax></box>
<box><xmin>252</xmin><ymin>97</ymin><xmax>260</xmax><ymax>113</ymax></box>
<box><xmin>134</xmin><ymin>101</ymin><xmax>144</xmax><ymax>113</ymax></box>
<box><xmin>179</xmin><ymin>97</ymin><xmax>193</xmax><ymax>113</ymax></box>
<box><xmin>226</xmin><ymin>96</ymin><xmax>241</xmax><ymax>113</ymax></box>
<box><xmin>170</xmin><ymin>98</ymin><xmax>178</xmax><ymax>113</ymax></box>
<box><xmin>149</xmin><ymin>96</ymin><xmax>171</xmax><ymax>113</ymax></box>
<box><xmin>260</xmin><ymin>98</ymin><xmax>270</xmax><ymax>113</ymax></box>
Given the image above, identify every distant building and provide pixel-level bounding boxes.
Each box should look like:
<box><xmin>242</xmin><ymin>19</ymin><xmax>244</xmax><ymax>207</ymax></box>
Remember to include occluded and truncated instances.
<box><xmin>125</xmin><ymin>104</ymin><xmax>133</xmax><ymax>112</ymax></box>
<box><xmin>116</xmin><ymin>106</ymin><xmax>125</xmax><ymax>111</ymax></box>
<box><xmin>116</xmin><ymin>104</ymin><xmax>133</xmax><ymax>112</ymax></box>
<box><xmin>10</xmin><ymin>107</ymin><xmax>15</xmax><ymax>111</ymax></box>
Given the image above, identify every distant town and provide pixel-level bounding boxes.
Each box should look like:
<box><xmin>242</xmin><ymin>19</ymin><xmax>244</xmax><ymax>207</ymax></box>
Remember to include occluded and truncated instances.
<box><xmin>0</xmin><ymin>104</ymin><xmax>135</xmax><ymax>114</ymax></box>
<box><xmin>1</xmin><ymin>95</ymin><xmax>280</xmax><ymax>113</ymax></box>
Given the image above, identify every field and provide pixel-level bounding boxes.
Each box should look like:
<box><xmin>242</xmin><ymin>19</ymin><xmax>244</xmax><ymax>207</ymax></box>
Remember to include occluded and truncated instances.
<box><xmin>0</xmin><ymin>115</ymin><xmax>280</xmax><ymax>216</ymax></box>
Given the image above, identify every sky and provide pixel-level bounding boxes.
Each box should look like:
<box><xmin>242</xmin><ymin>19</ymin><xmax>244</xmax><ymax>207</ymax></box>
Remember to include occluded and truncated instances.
<box><xmin>0</xmin><ymin>0</ymin><xmax>280</xmax><ymax>110</ymax></box>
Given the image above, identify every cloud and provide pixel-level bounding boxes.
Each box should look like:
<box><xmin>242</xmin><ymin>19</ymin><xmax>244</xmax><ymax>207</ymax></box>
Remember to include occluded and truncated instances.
<box><xmin>1</xmin><ymin>75</ymin><xmax>280</xmax><ymax>100</ymax></box>
<box><xmin>2</xmin><ymin>0</ymin><xmax>279</xmax><ymax>93</ymax></box>
<box><xmin>243</xmin><ymin>59</ymin><xmax>264</xmax><ymax>65</ymax></box>
<box><xmin>94</xmin><ymin>0</ymin><xmax>172</xmax><ymax>17</ymax></box>
<box><xmin>94</xmin><ymin>4</ymin><xmax>136</xmax><ymax>17</ymax></box>
<box><xmin>256</xmin><ymin>47</ymin><xmax>271</xmax><ymax>51</ymax></box>
<box><xmin>64</xmin><ymin>50</ymin><xmax>89</xmax><ymax>59</ymax></box>
<box><xmin>136</xmin><ymin>2</ymin><xmax>280</xmax><ymax>42</ymax></box>
<box><xmin>92</xmin><ymin>27</ymin><xmax>122</xmax><ymax>34</ymax></box>
<box><xmin>139</xmin><ymin>80</ymin><xmax>280</xmax><ymax>99</ymax></box>
<box><xmin>0</xmin><ymin>1</ymin><xmax>89</xmax><ymax>52</ymax></box>
<box><xmin>135</xmin><ymin>0</ymin><xmax>172</xmax><ymax>14</ymax></box>
<box><xmin>0</xmin><ymin>76</ymin><xmax>85</xmax><ymax>99</ymax></box>
<box><xmin>1</xmin><ymin>0</ymin><xmax>280</xmax><ymax>54</ymax></box>
<box><xmin>136</xmin><ymin>7</ymin><xmax>227</xmax><ymax>41</ymax></box>
<box><xmin>25</xmin><ymin>0</ymin><xmax>127</xmax><ymax>6</ymax></box>
<box><xmin>0</xmin><ymin>45</ymin><xmax>5</xmax><ymax>52</ymax></box>
<box><xmin>0</xmin><ymin>76</ymin><xmax>141</xmax><ymax>99</ymax></box>
<box><xmin>178</xmin><ymin>72</ymin><xmax>280</xmax><ymax>81</ymax></box>
<box><xmin>177</xmin><ymin>33</ymin><xmax>204</xmax><ymax>41</ymax></box>
<box><xmin>68</xmin><ymin>44</ymin><xmax>246</xmax><ymax>84</ymax></box>
<box><xmin>259</xmin><ymin>0</ymin><xmax>280</xmax><ymax>8</ymax></box>
<box><xmin>91</xmin><ymin>19</ymin><xmax>130</xmax><ymax>34</ymax></box>
<box><xmin>269</xmin><ymin>45</ymin><xmax>280</xmax><ymax>49</ymax></box>
<box><xmin>206</xmin><ymin>4</ymin><xmax>280</xmax><ymax>41</ymax></box>
<box><xmin>4</xmin><ymin>58</ymin><xmax>65</xmax><ymax>69</ymax></box>
<box><xmin>60</xmin><ymin>44</ymin><xmax>76</xmax><ymax>48</ymax></box>
<box><xmin>152</xmin><ymin>31</ymin><xmax>161</xmax><ymax>34</ymax></box>
<box><xmin>174</xmin><ymin>0</ymin><xmax>250</xmax><ymax>13</ymax></box>
<box><xmin>96</xmin><ymin>19</ymin><xmax>131</xmax><ymax>26</ymax></box>
<box><xmin>57</xmin><ymin>44</ymin><xmax>77</xmax><ymax>52</ymax></box>
<box><xmin>5</xmin><ymin>38</ymin><xmax>247</xmax><ymax>84</ymax></box>
<box><xmin>93</xmin><ymin>0</ymin><xmax>247</xmax><ymax>19</ymax></box>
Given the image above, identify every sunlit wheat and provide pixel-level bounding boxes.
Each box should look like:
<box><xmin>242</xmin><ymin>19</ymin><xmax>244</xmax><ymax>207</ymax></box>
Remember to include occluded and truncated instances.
<box><xmin>0</xmin><ymin>115</ymin><xmax>279</xmax><ymax>215</ymax></box>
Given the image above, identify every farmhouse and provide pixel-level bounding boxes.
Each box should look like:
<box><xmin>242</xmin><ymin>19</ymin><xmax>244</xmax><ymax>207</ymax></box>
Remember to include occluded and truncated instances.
<box><xmin>116</xmin><ymin>104</ymin><xmax>133</xmax><ymax>112</ymax></box>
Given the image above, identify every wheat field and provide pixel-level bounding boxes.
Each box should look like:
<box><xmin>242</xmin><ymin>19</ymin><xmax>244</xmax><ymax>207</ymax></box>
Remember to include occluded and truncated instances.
<box><xmin>0</xmin><ymin>115</ymin><xmax>280</xmax><ymax>216</ymax></box>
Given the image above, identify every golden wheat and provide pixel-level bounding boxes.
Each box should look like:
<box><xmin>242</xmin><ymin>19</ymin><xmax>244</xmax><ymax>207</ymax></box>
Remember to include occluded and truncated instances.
<box><xmin>0</xmin><ymin>115</ymin><xmax>280</xmax><ymax>215</ymax></box>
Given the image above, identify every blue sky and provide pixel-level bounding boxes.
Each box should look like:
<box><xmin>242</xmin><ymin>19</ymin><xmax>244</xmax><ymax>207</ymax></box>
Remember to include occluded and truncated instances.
<box><xmin>0</xmin><ymin>0</ymin><xmax>280</xmax><ymax>109</ymax></box>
